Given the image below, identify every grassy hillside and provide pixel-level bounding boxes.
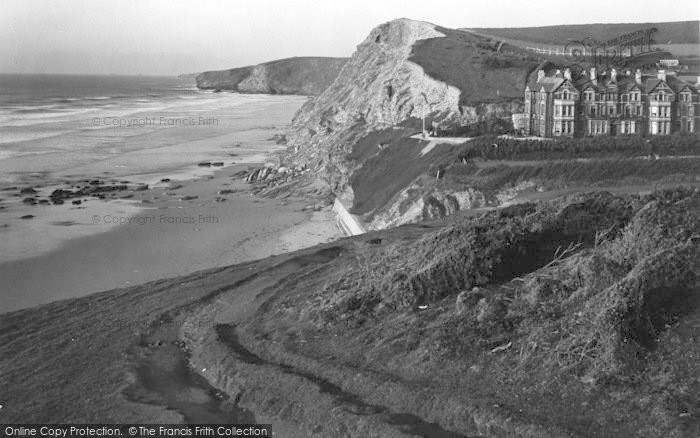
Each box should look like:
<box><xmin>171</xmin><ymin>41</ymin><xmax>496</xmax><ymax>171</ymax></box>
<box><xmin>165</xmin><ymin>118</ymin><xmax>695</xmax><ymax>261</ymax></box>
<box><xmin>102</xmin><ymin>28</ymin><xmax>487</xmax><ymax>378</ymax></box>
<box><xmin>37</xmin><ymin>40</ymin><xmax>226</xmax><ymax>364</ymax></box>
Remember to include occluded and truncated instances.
<box><xmin>240</xmin><ymin>188</ymin><xmax>700</xmax><ymax>437</ymax></box>
<box><xmin>465</xmin><ymin>21</ymin><xmax>699</xmax><ymax>45</ymax></box>
<box><xmin>5</xmin><ymin>188</ymin><xmax>697</xmax><ymax>436</ymax></box>
<box><xmin>409</xmin><ymin>26</ymin><xmax>539</xmax><ymax>106</ymax></box>
<box><xmin>347</xmin><ymin>127</ymin><xmax>700</xmax><ymax>217</ymax></box>
<box><xmin>195</xmin><ymin>56</ymin><xmax>347</xmax><ymax>95</ymax></box>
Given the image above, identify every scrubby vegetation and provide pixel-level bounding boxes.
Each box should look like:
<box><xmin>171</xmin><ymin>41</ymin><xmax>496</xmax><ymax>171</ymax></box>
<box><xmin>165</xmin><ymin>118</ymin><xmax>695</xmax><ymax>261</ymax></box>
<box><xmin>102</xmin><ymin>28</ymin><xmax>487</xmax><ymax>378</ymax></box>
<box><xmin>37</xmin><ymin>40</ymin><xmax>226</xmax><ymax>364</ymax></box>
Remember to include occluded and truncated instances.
<box><xmin>243</xmin><ymin>188</ymin><xmax>699</xmax><ymax>436</ymax></box>
<box><xmin>347</xmin><ymin>124</ymin><xmax>699</xmax><ymax>218</ymax></box>
<box><xmin>444</xmin><ymin>157</ymin><xmax>700</xmax><ymax>195</ymax></box>
<box><xmin>347</xmin><ymin>123</ymin><xmax>468</xmax><ymax>215</ymax></box>
<box><xmin>460</xmin><ymin>133</ymin><xmax>700</xmax><ymax>161</ymax></box>
<box><xmin>468</xmin><ymin>21</ymin><xmax>700</xmax><ymax>46</ymax></box>
<box><xmin>318</xmin><ymin>191</ymin><xmax>644</xmax><ymax>319</ymax></box>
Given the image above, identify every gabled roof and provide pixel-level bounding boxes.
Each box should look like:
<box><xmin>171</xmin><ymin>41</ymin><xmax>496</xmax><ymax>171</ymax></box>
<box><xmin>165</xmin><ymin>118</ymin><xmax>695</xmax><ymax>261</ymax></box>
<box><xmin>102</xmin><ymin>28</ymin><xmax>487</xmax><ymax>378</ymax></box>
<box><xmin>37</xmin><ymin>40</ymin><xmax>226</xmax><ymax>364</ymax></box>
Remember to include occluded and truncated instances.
<box><xmin>618</xmin><ymin>78</ymin><xmax>642</xmax><ymax>93</ymax></box>
<box><xmin>526</xmin><ymin>69</ymin><xmax>698</xmax><ymax>96</ymax></box>
<box><xmin>575</xmin><ymin>74</ymin><xmax>608</xmax><ymax>92</ymax></box>
<box><xmin>645</xmin><ymin>79</ymin><xmax>674</xmax><ymax>94</ymax></box>
<box><xmin>551</xmin><ymin>79</ymin><xmax>578</xmax><ymax>94</ymax></box>
<box><xmin>666</xmin><ymin>75</ymin><xmax>698</xmax><ymax>94</ymax></box>
<box><xmin>534</xmin><ymin>77</ymin><xmax>565</xmax><ymax>93</ymax></box>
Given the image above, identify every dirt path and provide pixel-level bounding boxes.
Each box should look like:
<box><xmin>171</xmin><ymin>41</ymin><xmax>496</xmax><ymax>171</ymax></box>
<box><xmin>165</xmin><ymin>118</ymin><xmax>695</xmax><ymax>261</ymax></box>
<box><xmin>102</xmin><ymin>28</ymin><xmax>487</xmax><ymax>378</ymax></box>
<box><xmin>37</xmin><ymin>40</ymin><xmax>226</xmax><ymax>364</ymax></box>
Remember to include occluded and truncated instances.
<box><xmin>162</xmin><ymin>244</ymin><xmax>475</xmax><ymax>436</ymax></box>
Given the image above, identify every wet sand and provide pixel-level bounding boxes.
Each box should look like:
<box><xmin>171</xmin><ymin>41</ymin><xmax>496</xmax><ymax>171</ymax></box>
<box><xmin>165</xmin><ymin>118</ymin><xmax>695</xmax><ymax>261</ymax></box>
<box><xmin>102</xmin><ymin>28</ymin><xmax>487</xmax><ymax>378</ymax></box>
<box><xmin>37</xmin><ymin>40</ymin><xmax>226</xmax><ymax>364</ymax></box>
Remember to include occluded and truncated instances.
<box><xmin>0</xmin><ymin>166</ymin><xmax>341</xmax><ymax>312</ymax></box>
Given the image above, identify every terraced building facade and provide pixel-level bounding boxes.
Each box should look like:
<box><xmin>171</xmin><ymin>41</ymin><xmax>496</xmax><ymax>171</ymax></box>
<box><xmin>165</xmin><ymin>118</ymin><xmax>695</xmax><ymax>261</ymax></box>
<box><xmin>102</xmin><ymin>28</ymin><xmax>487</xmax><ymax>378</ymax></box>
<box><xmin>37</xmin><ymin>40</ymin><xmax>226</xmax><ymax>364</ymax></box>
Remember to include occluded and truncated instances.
<box><xmin>524</xmin><ymin>67</ymin><xmax>699</xmax><ymax>137</ymax></box>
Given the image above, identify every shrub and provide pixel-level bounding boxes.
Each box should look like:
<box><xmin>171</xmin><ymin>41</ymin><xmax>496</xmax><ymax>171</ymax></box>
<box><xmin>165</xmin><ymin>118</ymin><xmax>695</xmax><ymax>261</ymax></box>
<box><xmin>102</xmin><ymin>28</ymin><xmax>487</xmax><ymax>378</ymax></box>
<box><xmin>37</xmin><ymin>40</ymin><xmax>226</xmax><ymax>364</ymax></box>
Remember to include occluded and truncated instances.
<box><xmin>458</xmin><ymin>134</ymin><xmax>700</xmax><ymax>161</ymax></box>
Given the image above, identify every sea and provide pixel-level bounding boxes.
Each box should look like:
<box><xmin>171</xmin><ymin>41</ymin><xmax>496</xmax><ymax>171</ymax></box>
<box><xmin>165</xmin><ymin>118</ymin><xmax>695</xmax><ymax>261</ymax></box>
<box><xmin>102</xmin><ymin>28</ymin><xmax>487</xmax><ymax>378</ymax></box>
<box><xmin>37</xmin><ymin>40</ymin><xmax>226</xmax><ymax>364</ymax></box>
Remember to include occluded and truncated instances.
<box><xmin>0</xmin><ymin>74</ymin><xmax>305</xmax><ymax>183</ymax></box>
<box><xmin>0</xmin><ymin>73</ymin><xmax>307</xmax><ymax>267</ymax></box>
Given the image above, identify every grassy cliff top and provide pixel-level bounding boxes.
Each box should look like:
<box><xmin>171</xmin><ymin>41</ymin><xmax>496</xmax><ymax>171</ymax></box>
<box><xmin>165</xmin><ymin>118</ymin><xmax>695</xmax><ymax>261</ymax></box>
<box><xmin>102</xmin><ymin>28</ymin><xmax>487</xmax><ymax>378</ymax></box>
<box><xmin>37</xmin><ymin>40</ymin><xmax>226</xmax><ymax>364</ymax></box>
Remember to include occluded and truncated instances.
<box><xmin>464</xmin><ymin>20</ymin><xmax>699</xmax><ymax>45</ymax></box>
<box><xmin>409</xmin><ymin>26</ymin><xmax>539</xmax><ymax>106</ymax></box>
<box><xmin>196</xmin><ymin>56</ymin><xmax>348</xmax><ymax>95</ymax></box>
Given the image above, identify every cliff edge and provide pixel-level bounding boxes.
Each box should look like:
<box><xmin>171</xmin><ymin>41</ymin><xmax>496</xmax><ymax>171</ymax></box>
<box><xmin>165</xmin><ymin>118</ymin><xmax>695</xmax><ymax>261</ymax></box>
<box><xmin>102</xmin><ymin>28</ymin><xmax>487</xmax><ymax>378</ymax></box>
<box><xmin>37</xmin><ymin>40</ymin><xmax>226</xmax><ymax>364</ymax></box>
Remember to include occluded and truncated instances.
<box><xmin>279</xmin><ymin>19</ymin><xmax>536</xmax><ymax>218</ymax></box>
<box><xmin>195</xmin><ymin>57</ymin><xmax>348</xmax><ymax>95</ymax></box>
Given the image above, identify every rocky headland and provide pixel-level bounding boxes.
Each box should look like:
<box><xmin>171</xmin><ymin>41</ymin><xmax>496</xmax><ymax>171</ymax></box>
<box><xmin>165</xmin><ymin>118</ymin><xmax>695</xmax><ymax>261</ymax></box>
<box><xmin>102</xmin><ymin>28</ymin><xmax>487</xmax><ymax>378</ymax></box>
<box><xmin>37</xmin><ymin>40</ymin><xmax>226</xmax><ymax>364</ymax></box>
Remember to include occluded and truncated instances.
<box><xmin>243</xmin><ymin>19</ymin><xmax>699</xmax><ymax>231</ymax></box>
<box><xmin>195</xmin><ymin>56</ymin><xmax>348</xmax><ymax>95</ymax></box>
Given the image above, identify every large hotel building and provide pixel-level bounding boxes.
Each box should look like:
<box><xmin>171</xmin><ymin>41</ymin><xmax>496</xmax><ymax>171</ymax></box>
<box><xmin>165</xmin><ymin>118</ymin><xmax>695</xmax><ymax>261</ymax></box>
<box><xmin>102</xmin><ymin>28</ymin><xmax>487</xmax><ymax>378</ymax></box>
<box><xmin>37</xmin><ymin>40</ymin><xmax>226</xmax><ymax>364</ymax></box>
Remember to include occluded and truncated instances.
<box><xmin>523</xmin><ymin>67</ymin><xmax>699</xmax><ymax>137</ymax></box>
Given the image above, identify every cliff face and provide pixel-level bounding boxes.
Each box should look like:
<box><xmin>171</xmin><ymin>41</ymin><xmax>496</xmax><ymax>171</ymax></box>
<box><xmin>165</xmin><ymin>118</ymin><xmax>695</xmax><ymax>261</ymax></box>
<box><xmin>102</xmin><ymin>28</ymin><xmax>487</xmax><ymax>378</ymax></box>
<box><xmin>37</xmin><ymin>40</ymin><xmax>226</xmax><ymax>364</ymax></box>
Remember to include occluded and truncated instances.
<box><xmin>287</xmin><ymin>20</ymin><xmax>460</xmax><ymax>172</ymax></box>
<box><xmin>195</xmin><ymin>57</ymin><xmax>347</xmax><ymax>95</ymax></box>
<box><xmin>284</xmin><ymin>19</ymin><xmax>534</xmax><ymax>223</ymax></box>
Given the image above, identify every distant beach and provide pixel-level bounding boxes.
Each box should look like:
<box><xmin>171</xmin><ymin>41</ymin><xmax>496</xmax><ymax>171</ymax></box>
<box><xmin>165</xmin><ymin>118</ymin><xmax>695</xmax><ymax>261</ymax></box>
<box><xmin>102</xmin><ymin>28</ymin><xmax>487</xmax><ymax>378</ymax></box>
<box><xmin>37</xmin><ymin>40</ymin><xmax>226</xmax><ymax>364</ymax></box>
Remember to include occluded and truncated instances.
<box><xmin>0</xmin><ymin>74</ymin><xmax>340</xmax><ymax>312</ymax></box>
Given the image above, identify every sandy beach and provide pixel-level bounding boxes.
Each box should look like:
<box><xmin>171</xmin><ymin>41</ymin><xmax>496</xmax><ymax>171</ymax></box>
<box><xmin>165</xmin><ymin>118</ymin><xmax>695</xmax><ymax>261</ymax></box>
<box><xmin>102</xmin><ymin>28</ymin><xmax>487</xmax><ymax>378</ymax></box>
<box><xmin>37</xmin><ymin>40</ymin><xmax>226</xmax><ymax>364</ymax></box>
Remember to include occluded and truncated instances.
<box><xmin>0</xmin><ymin>93</ymin><xmax>341</xmax><ymax>313</ymax></box>
<box><xmin>0</xmin><ymin>165</ymin><xmax>341</xmax><ymax>312</ymax></box>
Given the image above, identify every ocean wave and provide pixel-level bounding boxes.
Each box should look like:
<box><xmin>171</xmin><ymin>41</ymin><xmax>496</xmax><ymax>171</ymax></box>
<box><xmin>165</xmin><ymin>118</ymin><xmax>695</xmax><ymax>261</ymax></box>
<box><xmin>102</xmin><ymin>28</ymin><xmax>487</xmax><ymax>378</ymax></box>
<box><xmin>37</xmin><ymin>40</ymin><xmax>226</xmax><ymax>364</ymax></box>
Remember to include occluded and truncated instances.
<box><xmin>0</xmin><ymin>129</ymin><xmax>74</xmax><ymax>145</ymax></box>
<box><xmin>50</xmin><ymin>97</ymin><xmax>80</xmax><ymax>103</ymax></box>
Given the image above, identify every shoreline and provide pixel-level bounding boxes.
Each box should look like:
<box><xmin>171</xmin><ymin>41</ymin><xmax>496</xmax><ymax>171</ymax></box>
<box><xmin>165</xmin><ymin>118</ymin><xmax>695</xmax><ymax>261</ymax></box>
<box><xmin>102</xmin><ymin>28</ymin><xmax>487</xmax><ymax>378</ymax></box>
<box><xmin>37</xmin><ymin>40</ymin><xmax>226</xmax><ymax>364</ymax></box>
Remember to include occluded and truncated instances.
<box><xmin>0</xmin><ymin>160</ymin><xmax>341</xmax><ymax>313</ymax></box>
<box><xmin>0</xmin><ymin>92</ymin><xmax>344</xmax><ymax>313</ymax></box>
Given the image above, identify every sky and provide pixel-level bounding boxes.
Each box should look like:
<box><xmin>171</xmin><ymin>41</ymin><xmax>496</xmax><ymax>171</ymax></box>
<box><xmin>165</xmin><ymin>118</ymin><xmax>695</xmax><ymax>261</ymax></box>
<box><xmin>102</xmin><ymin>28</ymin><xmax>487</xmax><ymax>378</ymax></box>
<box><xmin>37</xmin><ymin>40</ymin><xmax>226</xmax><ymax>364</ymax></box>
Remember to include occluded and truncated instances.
<box><xmin>1</xmin><ymin>0</ymin><xmax>698</xmax><ymax>76</ymax></box>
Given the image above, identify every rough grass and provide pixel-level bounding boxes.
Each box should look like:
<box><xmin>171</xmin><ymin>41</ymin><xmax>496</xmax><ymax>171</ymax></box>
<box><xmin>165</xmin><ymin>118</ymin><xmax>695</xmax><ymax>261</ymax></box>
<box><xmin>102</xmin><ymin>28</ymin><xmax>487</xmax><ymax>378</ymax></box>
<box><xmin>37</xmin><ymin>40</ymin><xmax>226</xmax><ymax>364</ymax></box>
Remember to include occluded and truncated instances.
<box><xmin>461</xmin><ymin>134</ymin><xmax>700</xmax><ymax>161</ymax></box>
<box><xmin>242</xmin><ymin>188</ymin><xmax>700</xmax><ymax>437</ymax></box>
<box><xmin>348</xmin><ymin>128</ymin><xmax>699</xmax><ymax>218</ymax></box>
<box><xmin>409</xmin><ymin>27</ymin><xmax>539</xmax><ymax>106</ymax></box>
<box><xmin>444</xmin><ymin>157</ymin><xmax>700</xmax><ymax>194</ymax></box>
<box><xmin>348</xmin><ymin>124</ymin><xmax>469</xmax><ymax>215</ymax></box>
<box><xmin>320</xmin><ymin>191</ymin><xmax>642</xmax><ymax>321</ymax></box>
<box><xmin>467</xmin><ymin>21</ymin><xmax>700</xmax><ymax>46</ymax></box>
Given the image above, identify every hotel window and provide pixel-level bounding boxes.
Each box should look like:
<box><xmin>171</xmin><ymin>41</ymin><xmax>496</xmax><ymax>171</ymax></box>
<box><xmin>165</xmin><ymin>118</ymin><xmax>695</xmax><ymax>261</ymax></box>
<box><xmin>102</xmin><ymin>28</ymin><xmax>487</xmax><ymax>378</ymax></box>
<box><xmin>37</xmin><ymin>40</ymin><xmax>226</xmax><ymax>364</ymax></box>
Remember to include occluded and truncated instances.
<box><xmin>688</xmin><ymin>120</ymin><xmax>694</xmax><ymax>132</ymax></box>
<box><xmin>630</xmin><ymin>121</ymin><xmax>635</xmax><ymax>133</ymax></box>
<box><xmin>650</xmin><ymin>107</ymin><xmax>658</xmax><ymax>117</ymax></box>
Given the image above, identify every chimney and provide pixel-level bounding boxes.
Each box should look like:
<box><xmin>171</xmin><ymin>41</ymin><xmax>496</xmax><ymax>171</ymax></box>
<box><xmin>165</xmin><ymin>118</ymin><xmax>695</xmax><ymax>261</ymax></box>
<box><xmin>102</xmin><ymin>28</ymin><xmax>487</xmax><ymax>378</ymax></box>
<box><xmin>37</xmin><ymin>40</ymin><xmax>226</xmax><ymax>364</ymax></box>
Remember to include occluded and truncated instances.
<box><xmin>635</xmin><ymin>69</ymin><xmax>642</xmax><ymax>83</ymax></box>
<box><xmin>625</xmin><ymin>69</ymin><xmax>631</xmax><ymax>76</ymax></box>
<box><xmin>537</xmin><ymin>69</ymin><xmax>545</xmax><ymax>82</ymax></box>
<box><xmin>657</xmin><ymin>70</ymin><xmax>666</xmax><ymax>81</ymax></box>
<box><xmin>611</xmin><ymin>68</ymin><xmax>617</xmax><ymax>81</ymax></box>
<box><xmin>555</xmin><ymin>69</ymin><xmax>562</xmax><ymax>78</ymax></box>
<box><xmin>590</xmin><ymin>67</ymin><xmax>597</xmax><ymax>85</ymax></box>
<box><xmin>564</xmin><ymin>68</ymin><xmax>572</xmax><ymax>81</ymax></box>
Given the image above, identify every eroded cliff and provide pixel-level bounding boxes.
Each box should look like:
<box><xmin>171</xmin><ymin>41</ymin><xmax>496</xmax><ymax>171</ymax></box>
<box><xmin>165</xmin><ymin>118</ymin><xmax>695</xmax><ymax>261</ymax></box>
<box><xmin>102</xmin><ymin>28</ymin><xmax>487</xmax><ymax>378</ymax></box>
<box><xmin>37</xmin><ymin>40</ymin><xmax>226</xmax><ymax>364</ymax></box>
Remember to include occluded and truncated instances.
<box><xmin>282</xmin><ymin>19</ymin><xmax>536</xmax><ymax>223</ymax></box>
<box><xmin>196</xmin><ymin>57</ymin><xmax>347</xmax><ymax>95</ymax></box>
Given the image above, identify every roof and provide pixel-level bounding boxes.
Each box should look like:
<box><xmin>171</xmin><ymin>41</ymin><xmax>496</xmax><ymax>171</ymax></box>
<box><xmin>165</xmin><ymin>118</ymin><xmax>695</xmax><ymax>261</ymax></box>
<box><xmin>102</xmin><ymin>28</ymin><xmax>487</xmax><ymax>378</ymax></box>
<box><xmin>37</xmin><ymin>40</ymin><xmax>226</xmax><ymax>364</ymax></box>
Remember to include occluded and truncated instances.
<box><xmin>645</xmin><ymin>78</ymin><xmax>666</xmax><ymax>93</ymax></box>
<box><xmin>526</xmin><ymin>75</ymin><xmax>564</xmax><ymax>93</ymax></box>
<box><xmin>527</xmin><ymin>69</ymin><xmax>698</xmax><ymax>95</ymax></box>
<box><xmin>666</xmin><ymin>75</ymin><xmax>698</xmax><ymax>93</ymax></box>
